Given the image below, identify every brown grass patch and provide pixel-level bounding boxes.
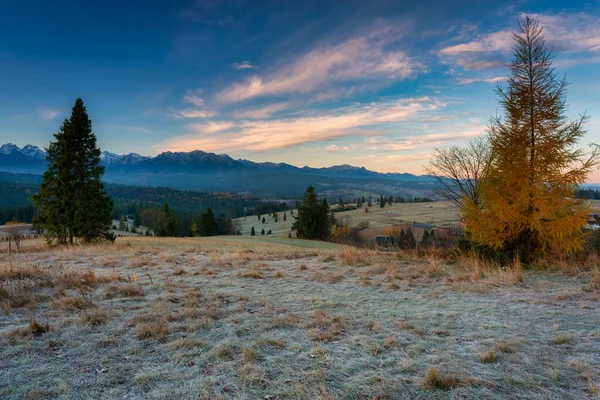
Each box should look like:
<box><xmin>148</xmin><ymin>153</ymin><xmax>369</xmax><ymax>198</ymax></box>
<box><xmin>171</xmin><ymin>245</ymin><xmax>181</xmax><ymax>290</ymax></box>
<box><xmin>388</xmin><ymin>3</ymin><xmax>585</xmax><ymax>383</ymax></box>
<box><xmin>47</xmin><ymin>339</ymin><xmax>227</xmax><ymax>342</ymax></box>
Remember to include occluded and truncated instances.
<box><xmin>104</xmin><ymin>283</ymin><xmax>144</xmax><ymax>298</ymax></box>
<box><xmin>80</xmin><ymin>308</ymin><xmax>108</xmax><ymax>326</ymax></box>
<box><xmin>337</xmin><ymin>247</ymin><xmax>369</xmax><ymax>266</ymax></box>
<box><xmin>11</xmin><ymin>316</ymin><xmax>50</xmax><ymax>337</ymax></box>
<box><xmin>480</xmin><ymin>349</ymin><xmax>498</xmax><ymax>363</ymax></box>
<box><xmin>242</xmin><ymin>347</ymin><xmax>259</xmax><ymax>362</ymax></box>
<box><xmin>137</xmin><ymin>319</ymin><xmax>169</xmax><ymax>341</ymax></box>
<box><xmin>50</xmin><ymin>296</ymin><xmax>88</xmax><ymax>311</ymax></box>
<box><xmin>237</xmin><ymin>270</ymin><xmax>264</xmax><ymax>279</ymax></box>
<box><xmin>421</xmin><ymin>367</ymin><xmax>465</xmax><ymax>390</ymax></box>
<box><xmin>305</xmin><ymin>309</ymin><xmax>348</xmax><ymax>342</ymax></box>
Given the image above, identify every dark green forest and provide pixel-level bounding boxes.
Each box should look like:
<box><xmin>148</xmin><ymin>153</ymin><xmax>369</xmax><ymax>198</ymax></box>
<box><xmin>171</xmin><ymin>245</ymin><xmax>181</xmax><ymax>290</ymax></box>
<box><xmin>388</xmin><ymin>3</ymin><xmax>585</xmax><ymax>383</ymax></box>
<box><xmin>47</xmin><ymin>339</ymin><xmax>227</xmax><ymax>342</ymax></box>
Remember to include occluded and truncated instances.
<box><xmin>0</xmin><ymin>173</ymin><xmax>289</xmax><ymax>228</ymax></box>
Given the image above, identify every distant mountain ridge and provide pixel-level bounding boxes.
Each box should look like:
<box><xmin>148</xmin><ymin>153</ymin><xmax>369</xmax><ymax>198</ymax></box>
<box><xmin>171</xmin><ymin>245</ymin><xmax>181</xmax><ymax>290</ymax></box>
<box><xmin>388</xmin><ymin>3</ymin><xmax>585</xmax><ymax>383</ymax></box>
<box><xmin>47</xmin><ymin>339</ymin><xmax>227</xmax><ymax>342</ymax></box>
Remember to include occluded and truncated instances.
<box><xmin>0</xmin><ymin>143</ymin><xmax>434</xmax><ymax>197</ymax></box>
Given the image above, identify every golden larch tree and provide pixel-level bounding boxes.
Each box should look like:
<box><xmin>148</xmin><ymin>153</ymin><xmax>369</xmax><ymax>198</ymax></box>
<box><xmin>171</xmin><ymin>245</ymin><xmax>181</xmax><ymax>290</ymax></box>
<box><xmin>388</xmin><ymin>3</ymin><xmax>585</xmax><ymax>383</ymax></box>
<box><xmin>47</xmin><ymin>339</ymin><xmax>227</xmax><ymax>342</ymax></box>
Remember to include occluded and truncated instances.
<box><xmin>465</xmin><ymin>17</ymin><xmax>599</xmax><ymax>262</ymax></box>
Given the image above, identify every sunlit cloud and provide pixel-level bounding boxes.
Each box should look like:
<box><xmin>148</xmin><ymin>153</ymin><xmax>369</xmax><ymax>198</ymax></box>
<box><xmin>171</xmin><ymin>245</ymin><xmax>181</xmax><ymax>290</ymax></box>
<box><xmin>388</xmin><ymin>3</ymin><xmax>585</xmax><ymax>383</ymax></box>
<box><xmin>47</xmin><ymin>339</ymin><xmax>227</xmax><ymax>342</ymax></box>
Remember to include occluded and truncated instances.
<box><xmin>438</xmin><ymin>12</ymin><xmax>600</xmax><ymax>71</ymax></box>
<box><xmin>233</xmin><ymin>102</ymin><xmax>292</xmax><ymax>119</ymax></box>
<box><xmin>182</xmin><ymin>92</ymin><xmax>204</xmax><ymax>107</ymax></box>
<box><xmin>217</xmin><ymin>26</ymin><xmax>423</xmax><ymax>103</ymax></box>
<box><xmin>161</xmin><ymin>97</ymin><xmax>443</xmax><ymax>152</ymax></box>
<box><xmin>368</xmin><ymin>130</ymin><xmax>484</xmax><ymax>153</ymax></box>
<box><xmin>188</xmin><ymin>121</ymin><xmax>235</xmax><ymax>134</ymax></box>
<box><xmin>169</xmin><ymin>109</ymin><xmax>218</xmax><ymax>119</ymax></box>
<box><xmin>169</xmin><ymin>90</ymin><xmax>217</xmax><ymax>119</ymax></box>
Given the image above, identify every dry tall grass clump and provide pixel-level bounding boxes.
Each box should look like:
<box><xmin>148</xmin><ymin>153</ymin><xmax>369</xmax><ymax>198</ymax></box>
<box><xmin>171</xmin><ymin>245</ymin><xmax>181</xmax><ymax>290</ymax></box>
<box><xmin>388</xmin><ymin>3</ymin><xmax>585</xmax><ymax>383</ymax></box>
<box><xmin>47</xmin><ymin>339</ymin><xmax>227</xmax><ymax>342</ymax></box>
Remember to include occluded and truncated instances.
<box><xmin>421</xmin><ymin>368</ymin><xmax>465</xmax><ymax>390</ymax></box>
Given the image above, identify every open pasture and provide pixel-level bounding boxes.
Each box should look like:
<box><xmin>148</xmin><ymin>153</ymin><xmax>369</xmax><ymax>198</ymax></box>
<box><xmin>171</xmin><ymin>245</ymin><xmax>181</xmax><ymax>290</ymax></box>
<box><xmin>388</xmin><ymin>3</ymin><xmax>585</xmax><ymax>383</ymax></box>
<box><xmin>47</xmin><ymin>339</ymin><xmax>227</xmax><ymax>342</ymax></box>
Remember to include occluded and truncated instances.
<box><xmin>1</xmin><ymin>236</ymin><xmax>599</xmax><ymax>399</ymax></box>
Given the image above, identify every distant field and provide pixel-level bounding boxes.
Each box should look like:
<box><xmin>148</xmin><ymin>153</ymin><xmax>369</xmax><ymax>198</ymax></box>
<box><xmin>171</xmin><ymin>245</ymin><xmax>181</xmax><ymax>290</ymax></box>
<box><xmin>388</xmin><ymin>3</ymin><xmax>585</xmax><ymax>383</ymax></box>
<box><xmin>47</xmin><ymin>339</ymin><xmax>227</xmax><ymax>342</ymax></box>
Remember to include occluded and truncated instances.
<box><xmin>234</xmin><ymin>201</ymin><xmax>461</xmax><ymax>239</ymax></box>
<box><xmin>1</xmin><ymin>237</ymin><xmax>599</xmax><ymax>399</ymax></box>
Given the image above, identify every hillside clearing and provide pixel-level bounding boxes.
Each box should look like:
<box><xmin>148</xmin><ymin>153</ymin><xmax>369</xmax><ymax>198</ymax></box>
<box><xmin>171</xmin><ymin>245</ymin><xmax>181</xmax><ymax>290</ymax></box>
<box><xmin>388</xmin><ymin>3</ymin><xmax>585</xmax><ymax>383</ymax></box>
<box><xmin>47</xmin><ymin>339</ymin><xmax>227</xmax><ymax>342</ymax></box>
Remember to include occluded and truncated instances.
<box><xmin>1</xmin><ymin>237</ymin><xmax>599</xmax><ymax>399</ymax></box>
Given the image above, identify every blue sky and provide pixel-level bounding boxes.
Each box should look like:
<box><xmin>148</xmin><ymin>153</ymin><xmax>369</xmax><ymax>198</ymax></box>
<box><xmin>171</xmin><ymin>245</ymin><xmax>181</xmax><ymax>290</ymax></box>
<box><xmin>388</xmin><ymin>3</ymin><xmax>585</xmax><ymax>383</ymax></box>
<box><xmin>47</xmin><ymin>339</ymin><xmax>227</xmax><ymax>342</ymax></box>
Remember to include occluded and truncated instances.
<box><xmin>1</xmin><ymin>0</ymin><xmax>599</xmax><ymax>179</ymax></box>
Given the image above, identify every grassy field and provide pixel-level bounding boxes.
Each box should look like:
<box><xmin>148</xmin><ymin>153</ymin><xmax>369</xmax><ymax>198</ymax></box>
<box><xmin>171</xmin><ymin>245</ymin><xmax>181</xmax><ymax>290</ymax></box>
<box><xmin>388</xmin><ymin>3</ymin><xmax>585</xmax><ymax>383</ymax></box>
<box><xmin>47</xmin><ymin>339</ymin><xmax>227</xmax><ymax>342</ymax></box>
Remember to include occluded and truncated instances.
<box><xmin>235</xmin><ymin>201</ymin><xmax>461</xmax><ymax>238</ymax></box>
<box><xmin>1</xmin><ymin>237</ymin><xmax>599</xmax><ymax>399</ymax></box>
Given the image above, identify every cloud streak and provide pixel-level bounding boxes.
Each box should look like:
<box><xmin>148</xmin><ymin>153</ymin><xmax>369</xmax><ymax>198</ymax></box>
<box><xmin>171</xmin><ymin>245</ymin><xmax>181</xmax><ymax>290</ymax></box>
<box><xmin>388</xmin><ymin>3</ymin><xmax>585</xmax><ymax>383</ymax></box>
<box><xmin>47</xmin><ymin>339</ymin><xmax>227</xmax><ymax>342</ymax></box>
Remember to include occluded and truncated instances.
<box><xmin>38</xmin><ymin>108</ymin><xmax>59</xmax><ymax>120</ymax></box>
<box><xmin>233</xmin><ymin>61</ymin><xmax>257</xmax><ymax>69</ymax></box>
<box><xmin>162</xmin><ymin>97</ymin><xmax>443</xmax><ymax>152</ymax></box>
<box><xmin>438</xmin><ymin>12</ymin><xmax>600</xmax><ymax>71</ymax></box>
<box><xmin>217</xmin><ymin>27</ymin><xmax>423</xmax><ymax>103</ymax></box>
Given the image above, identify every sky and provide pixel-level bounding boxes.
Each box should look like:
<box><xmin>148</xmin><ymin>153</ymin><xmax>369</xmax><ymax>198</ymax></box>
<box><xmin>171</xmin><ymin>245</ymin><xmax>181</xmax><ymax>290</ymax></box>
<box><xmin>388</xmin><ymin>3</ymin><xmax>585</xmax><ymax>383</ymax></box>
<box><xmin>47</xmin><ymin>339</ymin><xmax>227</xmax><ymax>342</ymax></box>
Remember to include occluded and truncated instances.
<box><xmin>1</xmin><ymin>0</ymin><xmax>599</xmax><ymax>180</ymax></box>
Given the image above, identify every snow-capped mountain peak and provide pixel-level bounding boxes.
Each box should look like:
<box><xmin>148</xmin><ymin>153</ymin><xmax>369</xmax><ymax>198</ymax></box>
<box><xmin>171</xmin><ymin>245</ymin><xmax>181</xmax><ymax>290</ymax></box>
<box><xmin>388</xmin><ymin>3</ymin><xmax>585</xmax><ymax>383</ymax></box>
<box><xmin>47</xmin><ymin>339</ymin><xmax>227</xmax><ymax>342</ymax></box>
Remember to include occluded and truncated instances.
<box><xmin>0</xmin><ymin>143</ymin><xmax>19</xmax><ymax>155</ymax></box>
<box><xmin>21</xmin><ymin>144</ymin><xmax>46</xmax><ymax>159</ymax></box>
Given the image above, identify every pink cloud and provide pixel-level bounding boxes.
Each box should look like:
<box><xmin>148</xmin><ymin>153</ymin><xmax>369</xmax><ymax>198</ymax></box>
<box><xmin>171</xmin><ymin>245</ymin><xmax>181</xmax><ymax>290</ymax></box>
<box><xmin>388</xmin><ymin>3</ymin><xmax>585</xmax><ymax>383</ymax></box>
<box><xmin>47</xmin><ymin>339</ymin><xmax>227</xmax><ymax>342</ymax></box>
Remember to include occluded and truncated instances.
<box><xmin>438</xmin><ymin>12</ymin><xmax>600</xmax><ymax>71</ymax></box>
<box><xmin>217</xmin><ymin>28</ymin><xmax>423</xmax><ymax>103</ymax></box>
<box><xmin>233</xmin><ymin>102</ymin><xmax>292</xmax><ymax>119</ymax></box>
<box><xmin>160</xmin><ymin>97</ymin><xmax>443</xmax><ymax>152</ymax></box>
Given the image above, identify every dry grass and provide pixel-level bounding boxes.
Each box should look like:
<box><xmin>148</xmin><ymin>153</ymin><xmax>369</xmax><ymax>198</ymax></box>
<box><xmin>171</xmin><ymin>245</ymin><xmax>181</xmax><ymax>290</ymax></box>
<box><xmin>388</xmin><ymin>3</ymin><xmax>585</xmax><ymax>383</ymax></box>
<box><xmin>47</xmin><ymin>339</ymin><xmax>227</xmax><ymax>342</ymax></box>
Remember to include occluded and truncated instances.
<box><xmin>0</xmin><ymin>236</ymin><xmax>598</xmax><ymax>399</ymax></box>
<box><xmin>136</xmin><ymin>319</ymin><xmax>169</xmax><ymax>341</ymax></box>
<box><xmin>104</xmin><ymin>283</ymin><xmax>144</xmax><ymax>298</ymax></box>
<box><xmin>421</xmin><ymin>367</ymin><xmax>465</xmax><ymax>390</ymax></box>
<box><xmin>79</xmin><ymin>308</ymin><xmax>108</xmax><ymax>326</ymax></box>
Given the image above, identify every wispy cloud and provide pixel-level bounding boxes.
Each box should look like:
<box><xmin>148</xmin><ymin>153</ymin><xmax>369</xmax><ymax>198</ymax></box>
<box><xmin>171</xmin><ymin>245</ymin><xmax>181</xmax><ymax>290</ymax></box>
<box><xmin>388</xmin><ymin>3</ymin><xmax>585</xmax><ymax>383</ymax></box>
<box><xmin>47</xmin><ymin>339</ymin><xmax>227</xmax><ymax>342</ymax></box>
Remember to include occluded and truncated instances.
<box><xmin>161</xmin><ymin>96</ymin><xmax>443</xmax><ymax>152</ymax></box>
<box><xmin>170</xmin><ymin>109</ymin><xmax>218</xmax><ymax>119</ymax></box>
<box><xmin>188</xmin><ymin>121</ymin><xmax>235</xmax><ymax>134</ymax></box>
<box><xmin>217</xmin><ymin>26</ymin><xmax>423</xmax><ymax>103</ymax></box>
<box><xmin>438</xmin><ymin>12</ymin><xmax>600</xmax><ymax>71</ymax></box>
<box><xmin>169</xmin><ymin>90</ymin><xmax>217</xmax><ymax>119</ymax></box>
<box><xmin>456</xmin><ymin>76</ymin><xmax>506</xmax><ymax>84</ymax></box>
<box><xmin>38</xmin><ymin>108</ymin><xmax>59</xmax><ymax>120</ymax></box>
<box><xmin>233</xmin><ymin>102</ymin><xmax>292</xmax><ymax>119</ymax></box>
<box><xmin>368</xmin><ymin>130</ymin><xmax>484</xmax><ymax>152</ymax></box>
<box><xmin>107</xmin><ymin>125</ymin><xmax>152</xmax><ymax>134</ymax></box>
<box><xmin>182</xmin><ymin>91</ymin><xmax>205</xmax><ymax>107</ymax></box>
<box><xmin>438</xmin><ymin>30</ymin><xmax>512</xmax><ymax>70</ymax></box>
<box><xmin>233</xmin><ymin>61</ymin><xmax>257</xmax><ymax>69</ymax></box>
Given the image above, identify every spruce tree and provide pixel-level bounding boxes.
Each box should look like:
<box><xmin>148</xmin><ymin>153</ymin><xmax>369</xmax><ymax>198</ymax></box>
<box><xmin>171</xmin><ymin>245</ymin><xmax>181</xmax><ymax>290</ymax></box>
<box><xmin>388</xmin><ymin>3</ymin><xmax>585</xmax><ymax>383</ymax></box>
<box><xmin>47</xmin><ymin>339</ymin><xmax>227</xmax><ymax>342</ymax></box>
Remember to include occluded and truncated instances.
<box><xmin>293</xmin><ymin>185</ymin><xmax>333</xmax><ymax>240</ymax></box>
<box><xmin>33</xmin><ymin>98</ymin><xmax>113</xmax><ymax>244</ymax></box>
<box><xmin>251</xmin><ymin>226</ymin><xmax>256</xmax><ymax>236</ymax></box>
<box><xmin>198</xmin><ymin>207</ymin><xmax>218</xmax><ymax>236</ymax></box>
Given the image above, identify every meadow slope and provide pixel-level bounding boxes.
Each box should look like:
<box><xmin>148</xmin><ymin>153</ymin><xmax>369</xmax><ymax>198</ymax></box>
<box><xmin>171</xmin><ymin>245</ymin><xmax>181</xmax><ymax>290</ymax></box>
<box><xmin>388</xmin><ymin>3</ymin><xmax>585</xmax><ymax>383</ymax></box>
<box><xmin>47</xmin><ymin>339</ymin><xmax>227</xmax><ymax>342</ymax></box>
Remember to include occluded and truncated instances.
<box><xmin>1</xmin><ymin>237</ymin><xmax>599</xmax><ymax>399</ymax></box>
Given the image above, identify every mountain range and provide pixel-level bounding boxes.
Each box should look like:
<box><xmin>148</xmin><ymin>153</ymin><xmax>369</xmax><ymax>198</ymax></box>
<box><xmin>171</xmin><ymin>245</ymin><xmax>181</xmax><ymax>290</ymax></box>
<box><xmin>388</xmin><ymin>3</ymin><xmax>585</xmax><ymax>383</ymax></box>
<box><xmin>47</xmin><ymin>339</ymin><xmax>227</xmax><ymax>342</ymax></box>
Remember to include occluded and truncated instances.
<box><xmin>0</xmin><ymin>143</ymin><xmax>435</xmax><ymax>198</ymax></box>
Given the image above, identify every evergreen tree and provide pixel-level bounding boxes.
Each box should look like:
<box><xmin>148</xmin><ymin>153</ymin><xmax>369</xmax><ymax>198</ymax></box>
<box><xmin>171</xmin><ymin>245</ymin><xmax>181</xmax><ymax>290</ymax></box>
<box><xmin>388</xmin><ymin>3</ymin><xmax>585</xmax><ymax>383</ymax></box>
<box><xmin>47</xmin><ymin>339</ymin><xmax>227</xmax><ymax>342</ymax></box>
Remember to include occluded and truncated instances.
<box><xmin>465</xmin><ymin>17</ymin><xmax>599</xmax><ymax>261</ymax></box>
<box><xmin>262</xmin><ymin>217</ymin><xmax>266</xmax><ymax>224</ymax></box>
<box><xmin>251</xmin><ymin>226</ymin><xmax>256</xmax><ymax>236</ymax></box>
<box><xmin>368</xmin><ymin>197</ymin><xmax>372</xmax><ymax>207</ymax></box>
<box><xmin>33</xmin><ymin>98</ymin><xmax>113</xmax><ymax>244</ymax></box>
<box><xmin>156</xmin><ymin>203</ymin><xmax>177</xmax><ymax>237</ymax></box>
<box><xmin>198</xmin><ymin>207</ymin><xmax>218</xmax><ymax>236</ymax></box>
<box><xmin>283</xmin><ymin>213</ymin><xmax>287</xmax><ymax>221</ymax></box>
<box><xmin>380</xmin><ymin>195</ymin><xmax>385</xmax><ymax>208</ymax></box>
<box><xmin>261</xmin><ymin>228</ymin><xmax>265</xmax><ymax>235</ymax></box>
<box><xmin>118</xmin><ymin>215</ymin><xmax>126</xmax><ymax>231</ymax></box>
<box><xmin>293</xmin><ymin>185</ymin><xmax>333</xmax><ymax>240</ymax></box>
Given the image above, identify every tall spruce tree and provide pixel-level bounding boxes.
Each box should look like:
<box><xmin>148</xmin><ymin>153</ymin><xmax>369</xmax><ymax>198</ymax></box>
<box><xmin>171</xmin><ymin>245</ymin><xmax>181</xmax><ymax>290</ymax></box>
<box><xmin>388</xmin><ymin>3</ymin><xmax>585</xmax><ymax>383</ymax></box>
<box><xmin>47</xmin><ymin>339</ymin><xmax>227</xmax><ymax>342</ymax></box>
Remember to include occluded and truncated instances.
<box><xmin>33</xmin><ymin>98</ymin><xmax>114</xmax><ymax>244</ymax></box>
<box><xmin>293</xmin><ymin>185</ymin><xmax>333</xmax><ymax>240</ymax></box>
<box><xmin>465</xmin><ymin>17</ymin><xmax>599</xmax><ymax>261</ymax></box>
<box><xmin>198</xmin><ymin>207</ymin><xmax>218</xmax><ymax>236</ymax></box>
